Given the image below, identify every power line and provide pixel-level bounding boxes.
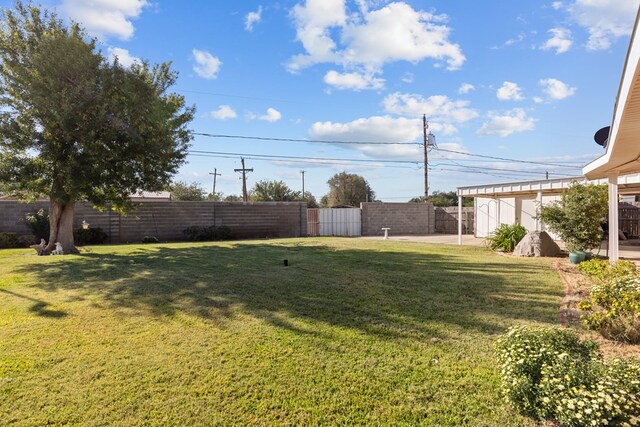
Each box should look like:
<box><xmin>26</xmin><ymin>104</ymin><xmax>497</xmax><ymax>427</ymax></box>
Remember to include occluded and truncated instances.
<box><xmin>192</xmin><ymin>132</ymin><xmax>586</xmax><ymax>168</ymax></box>
<box><xmin>432</xmin><ymin>147</ymin><xmax>584</xmax><ymax>169</ymax></box>
<box><xmin>189</xmin><ymin>150</ymin><xmax>420</xmax><ymax>164</ymax></box>
<box><xmin>193</xmin><ymin>132</ymin><xmax>416</xmax><ymax>146</ymax></box>
<box><xmin>188</xmin><ymin>153</ymin><xmax>418</xmax><ymax>169</ymax></box>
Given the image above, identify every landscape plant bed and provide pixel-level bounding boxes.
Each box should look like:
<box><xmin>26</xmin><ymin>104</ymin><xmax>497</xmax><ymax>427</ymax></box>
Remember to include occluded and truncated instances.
<box><xmin>555</xmin><ymin>260</ymin><xmax>640</xmax><ymax>360</ymax></box>
<box><xmin>1</xmin><ymin>238</ymin><xmax>566</xmax><ymax>426</ymax></box>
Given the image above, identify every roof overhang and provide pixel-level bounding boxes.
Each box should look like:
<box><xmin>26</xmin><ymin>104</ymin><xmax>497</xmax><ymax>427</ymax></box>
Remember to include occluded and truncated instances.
<box><xmin>458</xmin><ymin>173</ymin><xmax>640</xmax><ymax>198</ymax></box>
<box><xmin>584</xmin><ymin>6</ymin><xmax>640</xmax><ymax>179</ymax></box>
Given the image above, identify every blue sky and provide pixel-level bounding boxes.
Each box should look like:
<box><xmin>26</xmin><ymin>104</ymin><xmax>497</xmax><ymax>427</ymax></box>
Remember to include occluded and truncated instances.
<box><xmin>15</xmin><ymin>0</ymin><xmax>640</xmax><ymax>200</ymax></box>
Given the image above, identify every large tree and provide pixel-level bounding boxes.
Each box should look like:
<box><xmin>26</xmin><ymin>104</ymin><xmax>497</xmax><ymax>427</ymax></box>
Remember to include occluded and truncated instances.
<box><xmin>410</xmin><ymin>191</ymin><xmax>473</xmax><ymax>207</ymax></box>
<box><xmin>0</xmin><ymin>3</ymin><xmax>194</xmax><ymax>253</ymax></box>
<box><xmin>250</xmin><ymin>180</ymin><xmax>299</xmax><ymax>202</ymax></box>
<box><xmin>326</xmin><ymin>172</ymin><xmax>375</xmax><ymax>207</ymax></box>
<box><xmin>169</xmin><ymin>181</ymin><xmax>206</xmax><ymax>201</ymax></box>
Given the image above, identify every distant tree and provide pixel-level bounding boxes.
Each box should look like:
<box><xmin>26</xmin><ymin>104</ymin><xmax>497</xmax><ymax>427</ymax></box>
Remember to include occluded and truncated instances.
<box><xmin>169</xmin><ymin>181</ymin><xmax>206</xmax><ymax>201</ymax></box>
<box><xmin>0</xmin><ymin>4</ymin><xmax>194</xmax><ymax>253</ymax></box>
<box><xmin>206</xmin><ymin>192</ymin><xmax>223</xmax><ymax>201</ymax></box>
<box><xmin>320</xmin><ymin>194</ymin><xmax>329</xmax><ymax>208</ymax></box>
<box><xmin>223</xmin><ymin>194</ymin><xmax>243</xmax><ymax>202</ymax></box>
<box><xmin>300</xmin><ymin>191</ymin><xmax>319</xmax><ymax>208</ymax></box>
<box><xmin>250</xmin><ymin>180</ymin><xmax>298</xmax><ymax>202</ymax></box>
<box><xmin>409</xmin><ymin>191</ymin><xmax>473</xmax><ymax>207</ymax></box>
<box><xmin>326</xmin><ymin>172</ymin><xmax>375</xmax><ymax>207</ymax></box>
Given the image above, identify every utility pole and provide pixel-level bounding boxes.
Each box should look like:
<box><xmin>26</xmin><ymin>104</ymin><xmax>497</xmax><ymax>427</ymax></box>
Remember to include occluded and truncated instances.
<box><xmin>209</xmin><ymin>168</ymin><xmax>221</xmax><ymax>196</ymax></box>
<box><xmin>545</xmin><ymin>171</ymin><xmax>549</xmax><ymax>180</ymax></box>
<box><xmin>423</xmin><ymin>114</ymin><xmax>429</xmax><ymax>201</ymax></box>
<box><xmin>301</xmin><ymin>170</ymin><xmax>305</xmax><ymax>196</ymax></box>
<box><xmin>234</xmin><ymin>157</ymin><xmax>253</xmax><ymax>202</ymax></box>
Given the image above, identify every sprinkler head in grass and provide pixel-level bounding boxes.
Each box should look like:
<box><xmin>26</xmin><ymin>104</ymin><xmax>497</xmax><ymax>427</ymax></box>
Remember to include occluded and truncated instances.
<box><xmin>283</xmin><ymin>259</ymin><xmax>288</xmax><ymax>266</ymax></box>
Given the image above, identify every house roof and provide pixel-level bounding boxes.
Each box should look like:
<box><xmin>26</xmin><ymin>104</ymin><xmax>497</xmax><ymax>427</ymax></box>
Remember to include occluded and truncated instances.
<box><xmin>583</xmin><ymin>6</ymin><xmax>640</xmax><ymax>179</ymax></box>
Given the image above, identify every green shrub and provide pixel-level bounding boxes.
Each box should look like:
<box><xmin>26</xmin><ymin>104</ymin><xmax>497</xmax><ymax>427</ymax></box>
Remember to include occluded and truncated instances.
<box><xmin>73</xmin><ymin>227</ymin><xmax>108</xmax><ymax>245</ymax></box>
<box><xmin>577</xmin><ymin>259</ymin><xmax>637</xmax><ymax>282</ymax></box>
<box><xmin>183</xmin><ymin>225</ymin><xmax>234</xmax><ymax>241</ymax></box>
<box><xmin>0</xmin><ymin>232</ymin><xmax>21</xmax><ymax>248</ymax></box>
<box><xmin>538</xmin><ymin>182</ymin><xmax>608</xmax><ymax>252</ymax></box>
<box><xmin>496</xmin><ymin>326</ymin><xmax>640</xmax><ymax>426</ymax></box>
<box><xmin>22</xmin><ymin>209</ymin><xmax>50</xmax><ymax>241</ymax></box>
<box><xmin>485</xmin><ymin>223</ymin><xmax>527</xmax><ymax>252</ymax></box>
<box><xmin>578</xmin><ymin>276</ymin><xmax>640</xmax><ymax>343</ymax></box>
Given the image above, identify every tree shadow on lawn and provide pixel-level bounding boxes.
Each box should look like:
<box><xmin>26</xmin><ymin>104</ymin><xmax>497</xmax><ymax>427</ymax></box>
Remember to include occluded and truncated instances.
<box><xmin>14</xmin><ymin>242</ymin><xmax>563</xmax><ymax>340</ymax></box>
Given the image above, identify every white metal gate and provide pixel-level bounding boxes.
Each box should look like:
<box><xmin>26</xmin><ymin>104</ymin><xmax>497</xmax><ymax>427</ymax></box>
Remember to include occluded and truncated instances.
<box><xmin>318</xmin><ymin>208</ymin><xmax>361</xmax><ymax>236</ymax></box>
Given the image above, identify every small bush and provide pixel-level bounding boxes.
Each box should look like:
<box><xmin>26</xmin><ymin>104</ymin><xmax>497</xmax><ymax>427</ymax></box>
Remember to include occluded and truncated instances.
<box><xmin>22</xmin><ymin>209</ymin><xmax>50</xmax><ymax>241</ymax></box>
<box><xmin>485</xmin><ymin>224</ymin><xmax>527</xmax><ymax>252</ymax></box>
<box><xmin>73</xmin><ymin>227</ymin><xmax>108</xmax><ymax>246</ymax></box>
<box><xmin>0</xmin><ymin>232</ymin><xmax>21</xmax><ymax>249</ymax></box>
<box><xmin>142</xmin><ymin>236</ymin><xmax>159</xmax><ymax>244</ymax></box>
<box><xmin>183</xmin><ymin>225</ymin><xmax>234</xmax><ymax>241</ymax></box>
<box><xmin>578</xmin><ymin>275</ymin><xmax>640</xmax><ymax>343</ymax></box>
<box><xmin>496</xmin><ymin>326</ymin><xmax>640</xmax><ymax>426</ymax></box>
<box><xmin>577</xmin><ymin>259</ymin><xmax>637</xmax><ymax>282</ymax></box>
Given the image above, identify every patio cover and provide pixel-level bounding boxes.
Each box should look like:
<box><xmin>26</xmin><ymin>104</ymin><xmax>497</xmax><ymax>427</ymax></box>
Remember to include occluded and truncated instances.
<box><xmin>583</xmin><ymin>6</ymin><xmax>640</xmax><ymax>260</ymax></box>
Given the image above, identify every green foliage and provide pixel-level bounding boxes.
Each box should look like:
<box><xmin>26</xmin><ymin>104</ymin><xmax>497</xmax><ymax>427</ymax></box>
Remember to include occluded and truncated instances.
<box><xmin>0</xmin><ymin>232</ymin><xmax>20</xmax><ymax>248</ymax></box>
<box><xmin>496</xmin><ymin>326</ymin><xmax>640</xmax><ymax>426</ymax></box>
<box><xmin>300</xmin><ymin>191</ymin><xmax>319</xmax><ymax>208</ymax></box>
<box><xmin>250</xmin><ymin>180</ymin><xmax>298</xmax><ymax>202</ymax></box>
<box><xmin>22</xmin><ymin>209</ymin><xmax>50</xmax><ymax>241</ymax></box>
<box><xmin>485</xmin><ymin>223</ymin><xmax>527</xmax><ymax>252</ymax></box>
<box><xmin>0</xmin><ymin>3</ymin><xmax>194</xmax><ymax>250</ymax></box>
<box><xmin>326</xmin><ymin>172</ymin><xmax>375</xmax><ymax>207</ymax></box>
<box><xmin>538</xmin><ymin>183</ymin><xmax>608</xmax><ymax>252</ymax></box>
<box><xmin>577</xmin><ymin>259</ymin><xmax>637</xmax><ymax>282</ymax></box>
<box><xmin>170</xmin><ymin>181</ymin><xmax>206</xmax><ymax>201</ymax></box>
<box><xmin>73</xmin><ymin>227</ymin><xmax>108</xmax><ymax>245</ymax></box>
<box><xmin>578</xmin><ymin>275</ymin><xmax>640</xmax><ymax>343</ymax></box>
<box><xmin>223</xmin><ymin>194</ymin><xmax>243</xmax><ymax>202</ymax></box>
<box><xmin>183</xmin><ymin>225</ymin><xmax>233</xmax><ymax>241</ymax></box>
<box><xmin>410</xmin><ymin>191</ymin><xmax>474</xmax><ymax>207</ymax></box>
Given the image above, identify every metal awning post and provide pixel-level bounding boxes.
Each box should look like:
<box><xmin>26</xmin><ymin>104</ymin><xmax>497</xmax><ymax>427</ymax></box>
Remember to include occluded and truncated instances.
<box><xmin>458</xmin><ymin>194</ymin><xmax>462</xmax><ymax>245</ymax></box>
<box><xmin>608</xmin><ymin>173</ymin><xmax>620</xmax><ymax>262</ymax></box>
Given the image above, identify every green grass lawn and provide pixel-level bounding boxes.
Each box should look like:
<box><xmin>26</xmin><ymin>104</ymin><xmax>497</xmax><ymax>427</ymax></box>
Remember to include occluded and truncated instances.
<box><xmin>0</xmin><ymin>238</ymin><xmax>564</xmax><ymax>426</ymax></box>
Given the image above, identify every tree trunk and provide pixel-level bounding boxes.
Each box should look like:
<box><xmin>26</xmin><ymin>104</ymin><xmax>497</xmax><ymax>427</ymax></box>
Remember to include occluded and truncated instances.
<box><xmin>46</xmin><ymin>199</ymin><xmax>78</xmax><ymax>254</ymax></box>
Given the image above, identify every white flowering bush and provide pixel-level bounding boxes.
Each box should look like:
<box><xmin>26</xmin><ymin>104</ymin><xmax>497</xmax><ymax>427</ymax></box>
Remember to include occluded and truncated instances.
<box><xmin>495</xmin><ymin>326</ymin><xmax>640</xmax><ymax>426</ymax></box>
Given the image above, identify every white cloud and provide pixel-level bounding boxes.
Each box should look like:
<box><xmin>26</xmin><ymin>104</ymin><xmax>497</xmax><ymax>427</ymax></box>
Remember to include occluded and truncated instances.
<box><xmin>382</xmin><ymin>92</ymin><xmax>478</xmax><ymax>134</ymax></box>
<box><xmin>61</xmin><ymin>0</ymin><xmax>149</xmax><ymax>40</ymax></box>
<box><xmin>533</xmin><ymin>96</ymin><xmax>544</xmax><ymax>103</ymax></box>
<box><xmin>211</xmin><ymin>105</ymin><xmax>237</xmax><ymax>120</ymax></box>
<box><xmin>541</xmin><ymin>27</ymin><xmax>573</xmax><ymax>54</ymax></box>
<box><xmin>324</xmin><ymin>70</ymin><xmax>385</xmax><ymax>90</ymax></box>
<box><xmin>401</xmin><ymin>73</ymin><xmax>414</xmax><ymax>83</ymax></box>
<box><xmin>496</xmin><ymin>81</ymin><xmax>524</xmax><ymax>101</ymax></box>
<box><xmin>565</xmin><ymin>0</ymin><xmax>639</xmax><ymax>50</ymax></box>
<box><xmin>477</xmin><ymin>109</ymin><xmax>535</xmax><ymax>137</ymax></box>
<box><xmin>458</xmin><ymin>83</ymin><xmax>475</xmax><ymax>94</ymax></box>
<box><xmin>245</xmin><ymin>6</ymin><xmax>262</xmax><ymax>31</ymax></box>
<box><xmin>552</xmin><ymin>1</ymin><xmax>563</xmax><ymax>10</ymax></box>
<box><xmin>539</xmin><ymin>78</ymin><xmax>576</xmax><ymax>100</ymax></box>
<box><xmin>491</xmin><ymin>33</ymin><xmax>526</xmax><ymax>50</ymax></box>
<box><xmin>192</xmin><ymin>49</ymin><xmax>222</xmax><ymax>79</ymax></box>
<box><xmin>259</xmin><ymin>107</ymin><xmax>282</xmax><ymax>122</ymax></box>
<box><xmin>309</xmin><ymin>115</ymin><xmax>422</xmax><ymax>159</ymax></box>
<box><xmin>107</xmin><ymin>47</ymin><xmax>139</xmax><ymax>67</ymax></box>
<box><xmin>288</xmin><ymin>0</ymin><xmax>465</xmax><ymax>84</ymax></box>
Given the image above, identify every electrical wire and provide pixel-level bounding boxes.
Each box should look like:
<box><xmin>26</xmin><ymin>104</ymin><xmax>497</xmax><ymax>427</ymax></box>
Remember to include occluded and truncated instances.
<box><xmin>192</xmin><ymin>132</ymin><xmax>587</xmax><ymax>168</ymax></box>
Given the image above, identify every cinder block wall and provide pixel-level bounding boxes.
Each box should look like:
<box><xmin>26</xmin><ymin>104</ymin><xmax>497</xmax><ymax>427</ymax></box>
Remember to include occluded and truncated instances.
<box><xmin>360</xmin><ymin>202</ymin><xmax>435</xmax><ymax>236</ymax></box>
<box><xmin>0</xmin><ymin>200</ymin><xmax>307</xmax><ymax>242</ymax></box>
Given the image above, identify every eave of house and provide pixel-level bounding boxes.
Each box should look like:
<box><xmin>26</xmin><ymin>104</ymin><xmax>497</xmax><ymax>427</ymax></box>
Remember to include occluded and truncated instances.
<box><xmin>583</xmin><ymin>7</ymin><xmax>640</xmax><ymax>179</ymax></box>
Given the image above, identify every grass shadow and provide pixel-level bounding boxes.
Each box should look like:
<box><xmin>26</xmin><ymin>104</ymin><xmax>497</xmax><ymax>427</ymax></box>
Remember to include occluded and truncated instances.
<box><xmin>11</xmin><ymin>240</ymin><xmax>563</xmax><ymax>339</ymax></box>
